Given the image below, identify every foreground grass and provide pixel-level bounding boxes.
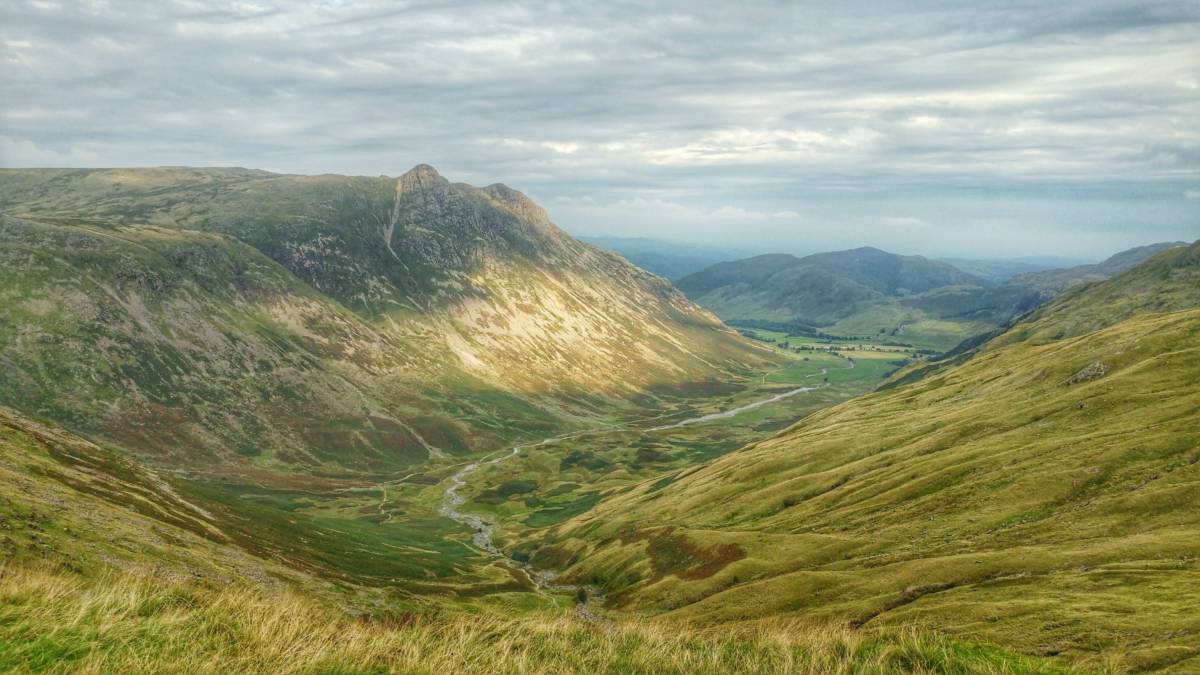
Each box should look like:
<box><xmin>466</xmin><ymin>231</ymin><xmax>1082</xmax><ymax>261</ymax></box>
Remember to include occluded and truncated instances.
<box><xmin>0</xmin><ymin>566</ymin><xmax>1071</xmax><ymax>674</ymax></box>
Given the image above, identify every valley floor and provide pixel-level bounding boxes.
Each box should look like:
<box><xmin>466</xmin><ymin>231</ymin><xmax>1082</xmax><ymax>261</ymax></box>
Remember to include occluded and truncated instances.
<box><xmin>160</xmin><ymin>344</ymin><xmax>888</xmax><ymax>598</ymax></box>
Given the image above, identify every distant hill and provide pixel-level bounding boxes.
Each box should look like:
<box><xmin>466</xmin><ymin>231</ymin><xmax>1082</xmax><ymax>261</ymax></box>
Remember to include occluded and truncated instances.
<box><xmin>989</xmin><ymin>240</ymin><xmax>1199</xmax><ymax>348</ymax></box>
<box><xmin>579</xmin><ymin>236</ymin><xmax>749</xmax><ymax>281</ymax></box>
<box><xmin>676</xmin><ymin>247</ymin><xmax>995</xmax><ymax>349</ymax></box>
<box><xmin>677</xmin><ymin>242</ymin><xmax>1189</xmax><ymax>351</ymax></box>
<box><xmin>947</xmin><ymin>241</ymin><xmax>1192</xmax><ymax>328</ymax></box>
<box><xmin>543</xmin><ymin>240</ymin><xmax>1200</xmax><ymax>671</ymax></box>
<box><xmin>938</xmin><ymin>255</ymin><xmax>1089</xmax><ymax>283</ymax></box>
<box><xmin>1005</xmin><ymin>241</ymin><xmax>1188</xmax><ymax>295</ymax></box>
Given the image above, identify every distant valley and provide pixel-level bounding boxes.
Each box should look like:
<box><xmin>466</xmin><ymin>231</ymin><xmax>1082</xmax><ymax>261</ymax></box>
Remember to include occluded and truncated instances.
<box><xmin>674</xmin><ymin>243</ymin><xmax>1185</xmax><ymax>351</ymax></box>
<box><xmin>579</xmin><ymin>235</ymin><xmax>751</xmax><ymax>281</ymax></box>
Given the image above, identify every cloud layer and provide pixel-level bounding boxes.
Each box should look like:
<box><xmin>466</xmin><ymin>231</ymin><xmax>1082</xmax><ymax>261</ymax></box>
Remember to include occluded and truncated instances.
<box><xmin>2</xmin><ymin>0</ymin><xmax>1197</xmax><ymax>257</ymax></box>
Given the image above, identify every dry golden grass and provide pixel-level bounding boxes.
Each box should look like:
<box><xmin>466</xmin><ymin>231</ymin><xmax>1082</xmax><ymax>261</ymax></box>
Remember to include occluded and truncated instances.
<box><xmin>0</xmin><ymin>565</ymin><xmax>1073</xmax><ymax>674</ymax></box>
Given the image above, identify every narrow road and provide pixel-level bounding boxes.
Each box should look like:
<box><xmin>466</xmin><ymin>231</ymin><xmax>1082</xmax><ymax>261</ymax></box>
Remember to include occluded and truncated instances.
<box><xmin>437</xmin><ymin>384</ymin><xmax>823</xmax><ymax>618</ymax></box>
<box><xmin>648</xmin><ymin>385</ymin><xmax>821</xmax><ymax>431</ymax></box>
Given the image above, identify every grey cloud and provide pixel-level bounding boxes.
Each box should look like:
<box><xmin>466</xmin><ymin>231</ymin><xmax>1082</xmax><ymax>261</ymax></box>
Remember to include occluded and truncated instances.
<box><xmin>1</xmin><ymin>0</ymin><xmax>1197</xmax><ymax>257</ymax></box>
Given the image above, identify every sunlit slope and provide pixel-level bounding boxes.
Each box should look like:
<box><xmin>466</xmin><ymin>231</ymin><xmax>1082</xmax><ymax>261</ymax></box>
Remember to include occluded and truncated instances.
<box><xmin>547</xmin><ymin>243</ymin><xmax>1200</xmax><ymax>671</ymax></box>
<box><xmin>0</xmin><ymin>216</ymin><xmax>546</xmax><ymax>472</ymax></box>
<box><xmin>0</xmin><ymin>166</ymin><xmax>774</xmax><ymax>474</ymax></box>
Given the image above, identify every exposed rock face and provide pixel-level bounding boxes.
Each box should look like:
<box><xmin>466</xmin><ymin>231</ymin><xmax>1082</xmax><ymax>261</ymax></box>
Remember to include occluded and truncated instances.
<box><xmin>1066</xmin><ymin>362</ymin><xmax>1108</xmax><ymax>385</ymax></box>
<box><xmin>482</xmin><ymin>183</ymin><xmax>553</xmax><ymax>229</ymax></box>
<box><xmin>387</xmin><ymin>164</ymin><xmax>573</xmax><ymax>279</ymax></box>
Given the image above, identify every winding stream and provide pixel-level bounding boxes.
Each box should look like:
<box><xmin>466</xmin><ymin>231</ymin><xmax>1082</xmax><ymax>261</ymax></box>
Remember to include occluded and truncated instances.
<box><xmin>437</xmin><ymin>385</ymin><xmax>823</xmax><ymax>618</ymax></box>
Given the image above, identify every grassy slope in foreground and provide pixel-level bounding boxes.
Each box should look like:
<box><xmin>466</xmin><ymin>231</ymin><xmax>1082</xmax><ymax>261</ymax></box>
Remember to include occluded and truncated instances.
<box><xmin>0</xmin><ymin>405</ymin><xmax>326</xmax><ymax>591</ymax></box>
<box><xmin>0</xmin><ymin>407</ymin><xmax>1066</xmax><ymax>673</ymax></box>
<box><xmin>0</xmin><ymin>566</ymin><xmax>1075</xmax><ymax>674</ymax></box>
<box><xmin>545</xmin><ymin>242</ymin><xmax>1200</xmax><ymax>672</ymax></box>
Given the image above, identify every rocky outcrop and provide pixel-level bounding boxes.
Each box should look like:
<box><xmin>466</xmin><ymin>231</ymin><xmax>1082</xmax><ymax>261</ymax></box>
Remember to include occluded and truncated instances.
<box><xmin>1066</xmin><ymin>362</ymin><xmax>1108</xmax><ymax>385</ymax></box>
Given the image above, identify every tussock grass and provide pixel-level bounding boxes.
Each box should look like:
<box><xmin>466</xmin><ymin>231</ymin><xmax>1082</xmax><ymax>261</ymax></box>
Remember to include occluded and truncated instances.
<box><xmin>0</xmin><ymin>566</ymin><xmax>1067</xmax><ymax>674</ymax></box>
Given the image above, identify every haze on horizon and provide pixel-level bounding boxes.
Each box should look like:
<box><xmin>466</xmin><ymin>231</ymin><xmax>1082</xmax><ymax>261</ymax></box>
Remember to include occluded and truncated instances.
<box><xmin>2</xmin><ymin>0</ymin><xmax>1197</xmax><ymax>259</ymax></box>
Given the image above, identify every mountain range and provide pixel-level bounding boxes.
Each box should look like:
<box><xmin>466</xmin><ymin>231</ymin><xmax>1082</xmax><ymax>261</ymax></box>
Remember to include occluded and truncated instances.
<box><xmin>937</xmin><ymin>255</ymin><xmax>1091</xmax><ymax>283</ymax></box>
<box><xmin>675</xmin><ymin>242</ymin><xmax>1186</xmax><ymax>350</ymax></box>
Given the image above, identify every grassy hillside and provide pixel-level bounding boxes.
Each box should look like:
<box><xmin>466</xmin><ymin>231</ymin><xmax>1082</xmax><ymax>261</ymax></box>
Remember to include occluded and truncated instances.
<box><xmin>0</xmin><ymin>167</ymin><xmax>775</xmax><ymax>478</ymax></box>
<box><xmin>0</xmin><ymin>406</ymin><xmax>1063</xmax><ymax>673</ymax></box>
<box><xmin>0</xmin><ymin>405</ymin><xmax>318</xmax><ymax>588</ymax></box>
<box><xmin>541</xmin><ymin>243</ymin><xmax>1200</xmax><ymax>671</ymax></box>
<box><xmin>0</xmin><ymin>565</ymin><xmax>1075</xmax><ymax>674</ymax></box>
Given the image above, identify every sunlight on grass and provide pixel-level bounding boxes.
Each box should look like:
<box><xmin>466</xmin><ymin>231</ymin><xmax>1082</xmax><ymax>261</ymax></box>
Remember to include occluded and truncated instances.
<box><xmin>0</xmin><ymin>565</ymin><xmax>1076</xmax><ymax>674</ymax></box>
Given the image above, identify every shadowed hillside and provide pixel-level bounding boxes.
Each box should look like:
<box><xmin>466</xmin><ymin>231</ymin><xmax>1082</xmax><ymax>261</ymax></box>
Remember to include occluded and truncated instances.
<box><xmin>0</xmin><ymin>166</ymin><xmax>774</xmax><ymax>476</ymax></box>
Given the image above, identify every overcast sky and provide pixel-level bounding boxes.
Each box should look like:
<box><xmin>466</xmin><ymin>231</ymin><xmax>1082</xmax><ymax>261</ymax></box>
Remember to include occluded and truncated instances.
<box><xmin>2</xmin><ymin>0</ymin><xmax>1197</xmax><ymax>258</ymax></box>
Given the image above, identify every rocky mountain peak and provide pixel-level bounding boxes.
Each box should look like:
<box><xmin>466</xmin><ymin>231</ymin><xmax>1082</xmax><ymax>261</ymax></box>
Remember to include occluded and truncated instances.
<box><xmin>482</xmin><ymin>183</ymin><xmax>551</xmax><ymax>228</ymax></box>
<box><xmin>397</xmin><ymin>163</ymin><xmax>448</xmax><ymax>195</ymax></box>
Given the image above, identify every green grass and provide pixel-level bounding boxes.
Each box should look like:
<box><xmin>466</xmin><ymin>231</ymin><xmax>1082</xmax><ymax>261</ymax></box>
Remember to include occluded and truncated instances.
<box><xmin>824</xmin><ymin>307</ymin><xmax>991</xmax><ymax>352</ymax></box>
<box><xmin>0</xmin><ymin>564</ymin><xmax>1077</xmax><ymax>674</ymax></box>
<box><xmin>182</xmin><ymin>480</ymin><xmax>487</xmax><ymax>586</ymax></box>
<box><xmin>448</xmin><ymin>344</ymin><xmax>899</xmax><ymax>559</ymax></box>
<box><xmin>715</xmin><ymin>293</ymin><xmax>997</xmax><ymax>352</ymax></box>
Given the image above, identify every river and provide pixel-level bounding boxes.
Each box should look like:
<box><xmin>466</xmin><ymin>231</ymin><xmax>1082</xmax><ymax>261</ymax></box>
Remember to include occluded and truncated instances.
<box><xmin>437</xmin><ymin>384</ymin><xmax>822</xmax><ymax>618</ymax></box>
